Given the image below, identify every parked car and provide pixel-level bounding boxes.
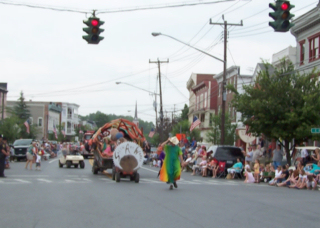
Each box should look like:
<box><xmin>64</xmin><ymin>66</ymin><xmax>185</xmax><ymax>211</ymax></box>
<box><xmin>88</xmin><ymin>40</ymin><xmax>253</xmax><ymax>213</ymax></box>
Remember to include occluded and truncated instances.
<box><xmin>207</xmin><ymin>145</ymin><xmax>244</xmax><ymax>168</ymax></box>
<box><xmin>13</xmin><ymin>139</ymin><xmax>33</xmax><ymax>161</ymax></box>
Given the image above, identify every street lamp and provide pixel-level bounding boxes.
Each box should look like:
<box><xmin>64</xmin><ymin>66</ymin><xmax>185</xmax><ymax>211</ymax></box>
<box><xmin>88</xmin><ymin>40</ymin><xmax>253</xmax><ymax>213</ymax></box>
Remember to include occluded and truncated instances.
<box><xmin>152</xmin><ymin>32</ymin><xmax>227</xmax><ymax>145</ymax></box>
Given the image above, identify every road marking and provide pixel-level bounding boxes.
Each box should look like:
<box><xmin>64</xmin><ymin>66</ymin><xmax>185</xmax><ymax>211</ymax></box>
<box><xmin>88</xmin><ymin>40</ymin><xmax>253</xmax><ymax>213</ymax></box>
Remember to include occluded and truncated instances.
<box><xmin>10</xmin><ymin>175</ymin><xmax>49</xmax><ymax>177</ymax></box>
<box><xmin>140</xmin><ymin>166</ymin><xmax>159</xmax><ymax>173</ymax></box>
<box><xmin>89</xmin><ymin>159</ymin><xmax>93</xmax><ymax>166</ymax></box>
<box><xmin>37</xmin><ymin>178</ymin><xmax>52</xmax><ymax>183</ymax></box>
<box><xmin>49</xmin><ymin>158</ymin><xmax>58</xmax><ymax>164</ymax></box>
<box><xmin>140</xmin><ymin>178</ymin><xmax>161</xmax><ymax>183</ymax></box>
<box><xmin>14</xmin><ymin>179</ymin><xmax>31</xmax><ymax>183</ymax></box>
<box><xmin>194</xmin><ymin>180</ymin><xmax>218</xmax><ymax>185</ymax></box>
<box><xmin>65</xmin><ymin>179</ymin><xmax>76</xmax><ymax>183</ymax></box>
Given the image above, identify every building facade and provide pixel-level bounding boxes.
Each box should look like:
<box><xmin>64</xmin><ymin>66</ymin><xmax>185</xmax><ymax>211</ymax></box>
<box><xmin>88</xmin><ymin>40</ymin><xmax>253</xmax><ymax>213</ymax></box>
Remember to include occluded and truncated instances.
<box><xmin>291</xmin><ymin>2</ymin><xmax>320</xmax><ymax>74</ymax></box>
<box><xmin>6</xmin><ymin>101</ymin><xmax>62</xmax><ymax>140</ymax></box>
<box><xmin>59</xmin><ymin>102</ymin><xmax>80</xmax><ymax>137</ymax></box>
<box><xmin>187</xmin><ymin>73</ymin><xmax>217</xmax><ymax>142</ymax></box>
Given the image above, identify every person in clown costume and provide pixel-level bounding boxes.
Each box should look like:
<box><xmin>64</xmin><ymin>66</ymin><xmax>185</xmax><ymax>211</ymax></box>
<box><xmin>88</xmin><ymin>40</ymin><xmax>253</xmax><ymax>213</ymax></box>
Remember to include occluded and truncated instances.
<box><xmin>159</xmin><ymin>136</ymin><xmax>186</xmax><ymax>190</ymax></box>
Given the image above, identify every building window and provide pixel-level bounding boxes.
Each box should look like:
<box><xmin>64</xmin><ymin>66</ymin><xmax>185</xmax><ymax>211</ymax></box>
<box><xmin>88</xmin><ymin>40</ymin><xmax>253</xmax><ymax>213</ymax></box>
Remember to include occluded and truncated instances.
<box><xmin>38</xmin><ymin>118</ymin><xmax>43</xmax><ymax>127</ymax></box>
<box><xmin>299</xmin><ymin>40</ymin><xmax>305</xmax><ymax>65</ymax></box>
<box><xmin>204</xmin><ymin>92</ymin><xmax>207</xmax><ymax>108</ymax></box>
<box><xmin>200</xmin><ymin>113</ymin><xmax>205</xmax><ymax>123</ymax></box>
<box><xmin>200</xmin><ymin>93</ymin><xmax>204</xmax><ymax>109</ymax></box>
<box><xmin>309</xmin><ymin>33</ymin><xmax>320</xmax><ymax>62</ymax></box>
<box><xmin>29</xmin><ymin>117</ymin><xmax>33</xmax><ymax>125</ymax></box>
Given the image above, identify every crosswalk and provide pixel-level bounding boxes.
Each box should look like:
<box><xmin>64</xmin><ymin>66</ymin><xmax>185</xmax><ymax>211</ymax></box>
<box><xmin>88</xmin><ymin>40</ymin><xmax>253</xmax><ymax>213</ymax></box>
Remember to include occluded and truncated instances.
<box><xmin>0</xmin><ymin>174</ymin><xmax>251</xmax><ymax>186</ymax></box>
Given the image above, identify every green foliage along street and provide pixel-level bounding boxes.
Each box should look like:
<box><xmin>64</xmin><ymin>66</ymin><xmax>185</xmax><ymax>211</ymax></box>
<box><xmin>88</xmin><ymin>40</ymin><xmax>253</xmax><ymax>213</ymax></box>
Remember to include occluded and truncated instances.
<box><xmin>229</xmin><ymin>59</ymin><xmax>320</xmax><ymax>165</ymax></box>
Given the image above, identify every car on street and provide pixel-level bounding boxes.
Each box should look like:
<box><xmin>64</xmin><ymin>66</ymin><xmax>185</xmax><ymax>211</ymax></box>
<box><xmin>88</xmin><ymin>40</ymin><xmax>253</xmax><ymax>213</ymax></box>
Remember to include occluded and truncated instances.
<box><xmin>207</xmin><ymin>145</ymin><xmax>244</xmax><ymax>168</ymax></box>
<box><xmin>13</xmin><ymin>139</ymin><xmax>33</xmax><ymax>161</ymax></box>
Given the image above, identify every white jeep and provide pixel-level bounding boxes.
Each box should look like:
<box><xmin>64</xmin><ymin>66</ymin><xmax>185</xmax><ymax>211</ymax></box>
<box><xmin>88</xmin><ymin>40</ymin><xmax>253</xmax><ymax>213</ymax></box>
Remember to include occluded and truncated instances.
<box><xmin>59</xmin><ymin>152</ymin><xmax>85</xmax><ymax>169</ymax></box>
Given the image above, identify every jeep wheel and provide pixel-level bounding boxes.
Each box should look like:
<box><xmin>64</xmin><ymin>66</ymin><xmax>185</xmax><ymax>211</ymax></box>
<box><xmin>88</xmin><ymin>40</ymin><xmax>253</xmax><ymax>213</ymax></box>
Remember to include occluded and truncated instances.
<box><xmin>66</xmin><ymin>161</ymin><xmax>72</xmax><ymax>168</ymax></box>
<box><xmin>115</xmin><ymin>172</ymin><xmax>120</xmax><ymax>183</ymax></box>
<box><xmin>74</xmin><ymin>164</ymin><xmax>78</xmax><ymax>168</ymax></box>
<box><xmin>80</xmin><ymin>161</ymin><xmax>85</xmax><ymax>169</ymax></box>
<box><xmin>59</xmin><ymin>160</ymin><xmax>63</xmax><ymax>168</ymax></box>
<box><xmin>135</xmin><ymin>173</ymin><xmax>140</xmax><ymax>183</ymax></box>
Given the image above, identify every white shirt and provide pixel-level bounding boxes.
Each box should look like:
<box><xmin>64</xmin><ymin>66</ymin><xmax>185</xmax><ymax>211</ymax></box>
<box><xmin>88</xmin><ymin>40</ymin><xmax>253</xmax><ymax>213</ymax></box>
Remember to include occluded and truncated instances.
<box><xmin>275</xmin><ymin>170</ymin><xmax>282</xmax><ymax>178</ymax></box>
<box><xmin>36</xmin><ymin>154</ymin><xmax>41</xmax><ymax>163</ymax></box>
<box><xmin>185</xmin><ymin>157</ymin><xmax>192</xmax><ymax>163</ymax></box>
<box><xmin>301</xmin><ymin>149</ymin><xmax>308</xmax><ymax>158</ymax></box>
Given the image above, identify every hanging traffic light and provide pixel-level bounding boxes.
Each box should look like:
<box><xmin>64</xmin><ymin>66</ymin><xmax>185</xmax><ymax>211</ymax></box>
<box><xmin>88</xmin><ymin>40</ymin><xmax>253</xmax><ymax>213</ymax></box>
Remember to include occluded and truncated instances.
<box><xmin>269</xmin><ymin>0</ymin><xmax>295</xmax><ymax>32</ymax></box>
<box><xmin>83</xmin><ymin>17</ymin><xmax>104</xmax><ymax>44</ymax></box>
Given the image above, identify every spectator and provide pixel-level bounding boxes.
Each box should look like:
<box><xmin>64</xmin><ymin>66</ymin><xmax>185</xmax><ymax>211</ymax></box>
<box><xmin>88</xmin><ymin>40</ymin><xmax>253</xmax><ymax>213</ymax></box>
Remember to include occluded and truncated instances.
<box><xmin>191</xmin><ymin>156</ymin><xmax>206</xmax><ymax>176</ymax></box>
<box><xmin>201</xmin><ymin>156</ymin><xmax>208</xmax><ymax>177</ymax></box>
<box><xmin>277</xmin><ymin>169</ymin><xmax>298</xmax><ymax>187</ymax></box>
<box><xmin>289</xmin><ymin>169</ymin><xmax>308</xmax><ymax>189</ymax></box>
<box><xmin>253</xmin><ymin>159</ymin><xmax>260</xmax><ymax>183</ymax></box>
<box><xmin>275</xmin><ymin>165</ymin><xmax>289</xmax><ymax>184</ymax></box>
<box><xmin>244</xmin><ymin>161</ymin><xmax>254</xmax><ymax>183</ymax></box>
<box><xmin>184</xmin><ymin>153</ymin><xmax>193</xmax><ymax>172</ymax></box>
<box><xmin>306</xmin><ymin>175</ymin><xmax>317</xmax><ymax>190</ymax></box>
<box><xmin>199</xmin><ymin>146</ymin><xmax>207</xmax><ymax>158</ymax></box>
<box><xmin>311</xmin><ymin>148</ymin><xmax>320</xmax><ymax>164</ymax></box>
<box><xmin>251</xmin><ymin>144</ymin><xmax>262</xmax><ymax>170</ymax></box>
<box><xmin>304</xmin><ymin>161</ymin><xmax>320</xmax><ymax>175</ymax></box>
<box><xmin>300</xmin><ymin>147</ymin><xmax>309</xmax><ymax>165</ymax></box>
<box><xmin>227</xmin><ymin>158</ymin><xmax>243</xmax><ymax>179</ymax></box>
<box><xmin>269</xmin><ymin>165</ymin><xmax>282</xmax><ymax>185</ymax></box>
<box><xmin>272</xmin><ymin>144</ymin><xmax>284</xmax><ymax>169</ymax></box>
<box><xmin>242</xmin><ymin>146</ymin><xmax>253</xmax><ymax>167</ymax></box>
<box><xmin>190</xmin><ymin>137</ymin><xmax>197</xmax><ymax>150</ymax></box>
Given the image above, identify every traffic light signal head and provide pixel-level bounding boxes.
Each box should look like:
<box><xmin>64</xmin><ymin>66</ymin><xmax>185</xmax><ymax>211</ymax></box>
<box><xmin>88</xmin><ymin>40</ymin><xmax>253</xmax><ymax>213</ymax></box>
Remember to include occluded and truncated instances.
<box><xmin>83</xmin><ymin>17</ymin><xmax>105</xmax><ymax>44</ymax></box>
<box><xmin>269</xmin><ymin>0</ymin><xmax>295</xmax><ymax>32</ymax></box>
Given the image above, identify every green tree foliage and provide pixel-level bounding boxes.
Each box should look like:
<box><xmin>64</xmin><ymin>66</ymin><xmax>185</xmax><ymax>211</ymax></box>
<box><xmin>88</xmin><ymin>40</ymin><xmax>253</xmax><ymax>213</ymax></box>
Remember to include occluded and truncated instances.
<box><xmin>0</xmin><ymin>116</ymin><xmax>21</xmax><ymax>143</ymax></box>
<box><xmin>206</xmin><ymin>112</ymin><xmax>237</xmax><ymax>145</ymax></box>
<box><xmin>12</xmin><ymin>91</ymin><xmax>31</xmax><ymax>120</ymax></box>
<box><xmin>229</xmin><ymin>60</ymin><xmax>320</xmax><ymax>165</ymax></box>
<box><xmin>171</xmin><ymin>119</ymin><xmax>201</xmax><ymax>142</ymax></box>
<box><xmin>181</xmin><ymin>104</ymin><xmax>189</xmax><ymax>121</ymax></box>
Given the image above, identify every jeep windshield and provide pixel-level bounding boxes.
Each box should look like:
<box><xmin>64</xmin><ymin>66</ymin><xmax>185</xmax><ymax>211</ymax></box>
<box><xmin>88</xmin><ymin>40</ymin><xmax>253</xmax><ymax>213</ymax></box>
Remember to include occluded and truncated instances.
<box><xmin>13</xmin><ymin>139</ymin><xmax>33</xmax><ymax>146</ymax></box>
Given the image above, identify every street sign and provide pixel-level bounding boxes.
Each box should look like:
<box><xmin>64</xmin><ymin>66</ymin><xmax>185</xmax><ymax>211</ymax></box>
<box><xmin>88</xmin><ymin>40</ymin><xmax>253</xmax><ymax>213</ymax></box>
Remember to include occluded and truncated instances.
<box><xmin>311</xmin><ymin>128</ymin><xmax>320</xmax><ymax>133</ymax></box>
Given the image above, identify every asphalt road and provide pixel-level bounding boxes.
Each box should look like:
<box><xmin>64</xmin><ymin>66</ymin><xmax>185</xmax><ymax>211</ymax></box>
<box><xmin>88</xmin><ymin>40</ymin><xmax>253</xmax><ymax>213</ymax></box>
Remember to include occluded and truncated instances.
<box><xmin>1</xmin><ymin>157</ymin><xmax>319</xmax><ymax>228</ymax></box>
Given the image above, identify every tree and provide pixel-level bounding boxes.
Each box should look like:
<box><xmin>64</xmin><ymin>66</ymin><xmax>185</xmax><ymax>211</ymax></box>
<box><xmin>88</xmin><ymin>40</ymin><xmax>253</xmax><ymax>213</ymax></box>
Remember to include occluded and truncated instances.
<box><xmin>229</xmin><ymin>59</ymin><xmax>320</xmax><ymax>165</ymax></box>
<box><xmin>12</xmin><ymin>91</ymin><xmax>30</xmax><ymax>120</ymax></box>
<box><xmin>181</xmin><ymin>104</ymin><xmax>189</xmax><ymax>121</ymax></box>
<box><xmin>171</xmin><ymin>119</ymin><xmax>201</xmax><ymax>141</ymax></box>
<box><xmin>0</xmin><ymin>116</ymin><xmax>21</xmax><ymax>143</ymax></box>
<box><xmin>206</xmin><ymin>111</ymin><xmax>237</xmax><ymax>145</ymax></box>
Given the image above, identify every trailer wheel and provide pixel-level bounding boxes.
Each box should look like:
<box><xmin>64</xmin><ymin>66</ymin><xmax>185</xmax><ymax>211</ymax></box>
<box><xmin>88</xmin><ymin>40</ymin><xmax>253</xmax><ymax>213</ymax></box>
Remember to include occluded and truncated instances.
<box><xmin>135</xmin><ymin>173</ymin><xmax>140</xmax><ymax>183</ymax></box>
<box><xmin>92</xmin><ymin>161</ymin><xmax>98</xmax><ymax>174</ymax></box>
<box><xmin>115</xmin><ymin>172</ymin><xmax>121</xmax><ymax>183</ymax></box>
<box><xmin>112</xmin><ymin>167</ymin><xmax>116</xmax><ymax>180</ymax></box>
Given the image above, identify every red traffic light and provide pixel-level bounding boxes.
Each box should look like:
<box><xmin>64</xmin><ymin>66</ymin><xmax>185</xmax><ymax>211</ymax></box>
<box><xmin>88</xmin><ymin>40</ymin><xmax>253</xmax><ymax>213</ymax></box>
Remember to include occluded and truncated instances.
<box><xmin>91</xmin><ymin>19</ymin><xmax>98</xmax><ymax>26</ymax></box>
<box><xmin>281</xmin><ymin>2</ymin><xmax>289</xmax><ymax>11</ymax></box>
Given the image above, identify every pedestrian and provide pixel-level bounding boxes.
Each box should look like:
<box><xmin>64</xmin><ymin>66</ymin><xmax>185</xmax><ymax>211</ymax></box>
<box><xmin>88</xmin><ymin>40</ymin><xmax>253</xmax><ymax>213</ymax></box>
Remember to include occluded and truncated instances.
<box><xmin>0</xmin><ymin>136</ymin><xmax>10</xmax><ymax>177</ymax></box>
<box><xmin>272</xmin><ymin>144</ymin><xmax>284</xmax><ymax>169</ymax></box>
<box><xmin>35</xmin><ymin>150</ymin><xmax>42</xmax><ymax>171</ymax></box>
<box><xmin>159</xmin><ymin>137</ymin><xmax>186</xmax><ymax>190</ymax></box>
<box><xmin>25</xmin><ymin>141</ymin><xmax>37</xmax><ymax>170</ymax></box>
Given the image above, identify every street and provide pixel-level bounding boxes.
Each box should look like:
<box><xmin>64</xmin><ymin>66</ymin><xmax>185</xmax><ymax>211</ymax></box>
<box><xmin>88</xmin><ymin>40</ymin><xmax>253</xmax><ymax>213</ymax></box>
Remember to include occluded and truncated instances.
<box><xmin>1</xmin><ymin>158</ymin><xmax>319</xmax><ymax>228</ymax></box>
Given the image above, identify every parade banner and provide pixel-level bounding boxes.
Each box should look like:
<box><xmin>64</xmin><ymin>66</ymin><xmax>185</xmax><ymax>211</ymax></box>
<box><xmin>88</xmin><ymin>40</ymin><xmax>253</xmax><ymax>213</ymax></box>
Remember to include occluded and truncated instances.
<box><xmin>113</xmin><ymin>142</ymin><xmax>144</xmax><ymax>172</ymax></box>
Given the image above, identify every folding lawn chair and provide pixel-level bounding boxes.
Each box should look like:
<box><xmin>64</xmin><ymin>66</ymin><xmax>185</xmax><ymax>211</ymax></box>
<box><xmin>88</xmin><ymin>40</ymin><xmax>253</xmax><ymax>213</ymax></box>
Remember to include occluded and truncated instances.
<box><xmin>217</xmin><ymin>161</ymin><xmax>227</xmax><ymax>178</ymax></box>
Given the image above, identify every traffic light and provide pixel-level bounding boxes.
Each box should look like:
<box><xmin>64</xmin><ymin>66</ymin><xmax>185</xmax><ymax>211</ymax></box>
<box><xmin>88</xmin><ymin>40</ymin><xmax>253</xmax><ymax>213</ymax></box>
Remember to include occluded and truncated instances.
<box><xmin>83</xmin><ymin>17</ymin><xmax>104</xmax><ymax>44</ymax></box>
<box><xmin>269</xmin><ymin>0</ymin><xmax>295</xmax><ymax>32</ymax></box>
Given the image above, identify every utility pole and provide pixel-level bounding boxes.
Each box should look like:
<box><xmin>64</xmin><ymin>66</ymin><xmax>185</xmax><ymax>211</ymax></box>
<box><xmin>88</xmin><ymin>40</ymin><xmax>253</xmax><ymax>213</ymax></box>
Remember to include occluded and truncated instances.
<box><xmin>149</xmin><ymin>58</ymin><xmax>169</xmax><ymax>143</ymax></box>
<box><xmin>210</xmin><ymin>15</ymin><xmax>242</xmax><ymax>145</ymax></box>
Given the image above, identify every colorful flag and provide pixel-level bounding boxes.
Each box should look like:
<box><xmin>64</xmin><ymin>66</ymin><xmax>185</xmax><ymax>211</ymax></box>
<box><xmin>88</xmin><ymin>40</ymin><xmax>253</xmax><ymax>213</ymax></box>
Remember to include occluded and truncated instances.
<box><xmin>190</xmin><ymin>116</ymin><xmax>201</xmax><ymax>132</ymax></box>
<box><xmin>61</xmin><ymin>129</ymin><xmax>66</xmax><ymax>138</ymax></box>
<box><xmin>79</xmin><ymin>130</ymin><xmax>84</xmax><ymax>134</ymax></box>
<box><xmin>148</xmin><ymin>128</ymin><xmax>155</xmax><ymax>138</ymax></box>
<box><xmin>53</xmin><ymin>125</ymin><xmax>58</xmax><ymax>139</ymax></box>
<box><xmin>24</xmin><ymin>120</ymin><xmax>30</xmax><ymax>134</ymax></box>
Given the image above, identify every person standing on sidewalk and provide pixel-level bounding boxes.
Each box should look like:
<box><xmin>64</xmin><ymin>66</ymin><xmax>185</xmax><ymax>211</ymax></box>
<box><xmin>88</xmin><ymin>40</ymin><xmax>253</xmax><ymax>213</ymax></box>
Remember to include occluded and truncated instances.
<box><xmin>272</xmin><ymin>144</ymin><xmax>284</xmax><ymax>169</ymax></box>
<box><xmin>159</xmin><ymin>137</ymin><xmax>186</xmax><ymax>190</ymax></box>
<box><xmin>0</xmin><ymin>136</ymin><xmax>10</xmax><ymax>177</ymax></box>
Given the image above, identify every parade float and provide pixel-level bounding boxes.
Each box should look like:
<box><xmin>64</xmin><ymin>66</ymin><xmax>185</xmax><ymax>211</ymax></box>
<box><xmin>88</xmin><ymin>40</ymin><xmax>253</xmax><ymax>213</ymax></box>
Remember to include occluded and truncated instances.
<box><xmin>90</xmin><ymin>118</ymin><xmax>145</xmax><ymax>183</ymax></box>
